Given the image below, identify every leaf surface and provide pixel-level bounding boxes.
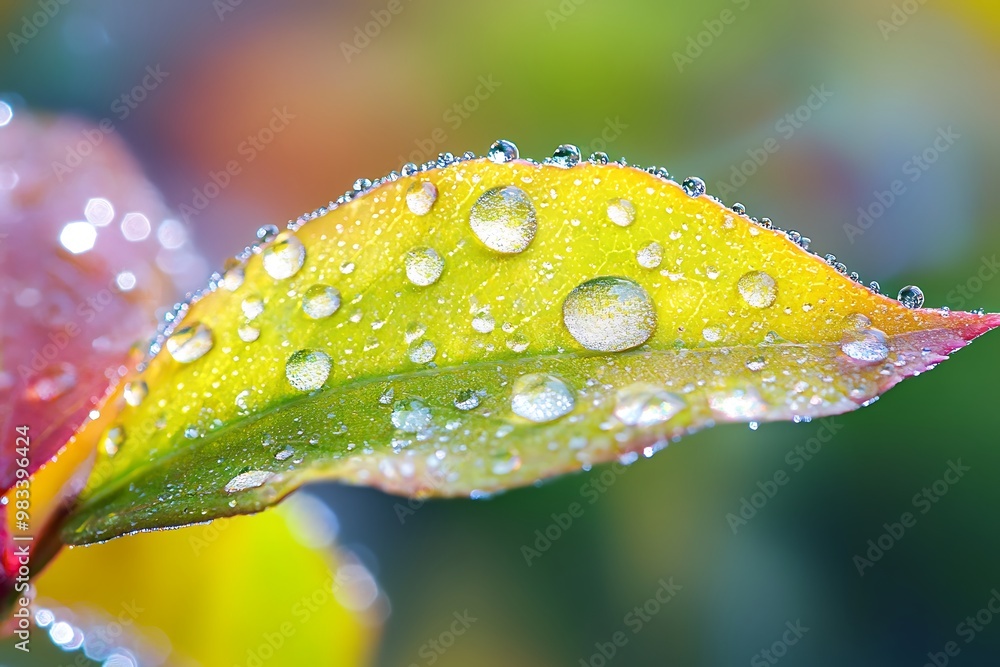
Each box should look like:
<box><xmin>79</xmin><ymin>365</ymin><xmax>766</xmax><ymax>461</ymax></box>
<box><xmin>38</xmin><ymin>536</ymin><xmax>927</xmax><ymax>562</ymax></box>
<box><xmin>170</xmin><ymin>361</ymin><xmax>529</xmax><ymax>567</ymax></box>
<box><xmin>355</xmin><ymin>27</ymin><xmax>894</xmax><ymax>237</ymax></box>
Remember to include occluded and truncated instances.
<box><xmin>62</xmin><ymin>150</ymin><xmax>1000</xmax><ymax>545</ymax></box>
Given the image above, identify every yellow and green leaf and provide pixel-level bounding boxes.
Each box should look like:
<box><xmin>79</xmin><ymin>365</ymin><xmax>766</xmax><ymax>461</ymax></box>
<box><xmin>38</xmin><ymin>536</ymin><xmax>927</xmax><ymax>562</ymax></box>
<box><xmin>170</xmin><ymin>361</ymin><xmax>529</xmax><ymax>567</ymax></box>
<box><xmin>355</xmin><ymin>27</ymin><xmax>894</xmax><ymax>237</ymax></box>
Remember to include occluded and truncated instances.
<box><xmin>61</xmin><ymin>149</ymin><xmax>1000</xmax><ymax>545</ymax></box>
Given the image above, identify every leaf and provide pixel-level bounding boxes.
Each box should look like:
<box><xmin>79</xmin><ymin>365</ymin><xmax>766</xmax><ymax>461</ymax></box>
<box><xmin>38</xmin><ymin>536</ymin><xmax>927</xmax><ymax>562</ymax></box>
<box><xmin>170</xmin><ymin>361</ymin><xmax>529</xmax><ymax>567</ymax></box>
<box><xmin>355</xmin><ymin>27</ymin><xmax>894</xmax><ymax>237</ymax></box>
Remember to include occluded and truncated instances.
<box><xmin>62</xmin><ymin>145</ymin><xmax>1000</xmax><ymax>545</ymax></box>
<box><xmin>35</xmin><ymin>495</ymin><xmax>381</xmax><ymax>666</ymax></box>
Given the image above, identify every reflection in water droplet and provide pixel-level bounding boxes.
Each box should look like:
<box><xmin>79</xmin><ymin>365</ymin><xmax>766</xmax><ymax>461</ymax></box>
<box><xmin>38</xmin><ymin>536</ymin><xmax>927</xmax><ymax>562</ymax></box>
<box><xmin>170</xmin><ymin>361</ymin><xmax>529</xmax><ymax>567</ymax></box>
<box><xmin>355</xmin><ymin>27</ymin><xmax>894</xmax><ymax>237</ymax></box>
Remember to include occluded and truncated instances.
<box><xmin>102</xmin><ymin>426</ymin><xmax>124</xmax><ymax>457</ymax></box>
<box><xmin>25</xmin><ymin>363</ymin><xmax>77</xmax><ymax>402</ymax></box>
<box><xmin>614</xmin><ymin>384</ymin><xmax>686</xmax><ymax>427</ymax></box>
<box><xmin>469</xmin><ymin>186</ymin><xmax>537</xmax><ymax>254</ymax></box>
<box><xmin>225</xmin><ymin>470</ymin><xmax>275</xmax><ymax>493</ymax></box>
<box><xmin>551</xmin><ymin>144</ymin><xmax>581</xmax><ymax>168</ymax></box>
<box><xmin>262</xmin><ymin>233</ymin><xmax>306</xmax><ymax>280</ymax></box>
<box><xmin>682</xmin><ymin>177</ymin><xmax>706</xmax><ymax>197</ymax></box>
<box><xmin>404</xmin><ymin>246</ymin><xmax>445</xmax><ymax>286</ymax></box>
<box><xmin>510</xmin><ymin>373</ymin><xmax>575</xmax><ymax>423</ymax></box>
<box><xmin>302</xmin><ymin>284</ymin><xmax>341</xmax><ymax>319</ymax></box>
<box><xmin>166</xmin><ymin>323</ymin><xmax>214</xmax><ymax>363</ymax></box>
<box><xmin>898</xmin><ymin>285</ymin><xmax>925</xmax><ymax>309</ymax></box>
<box><xmin>636</xmin><ymin>242</ymin><xmax>663</xmax><ymax>269</ymax></box>
<box><xmin>737</xmin><ymin>271</ymin><xmax>778</xmax><ymax>308</ymax></box>
<box><xmin>607</xmin><ymin>198</ymin><xmax>636</xmax><ymax>227</ymax></box>
<box><xmin>408</xmin><ymin>339</ymin><xmax>437</xmax><ymax>364</ymax></box>
<box><xmin>841</xmin><ymin>329</ymin><xmax>890</xmax><ymax>363</ymax></box>
<box><xmin>123</xmin><ymin>380</ymin><xmax>148</xmax><ymax>407</ymax></box>
<box><xmin>405</xmin><ymin>181</ymin><xmax>438</xmax><ymax>216</ymax></box>
<box><xmin>487</xmin><ymin>139</ymin><xmax>519</xmax><ymax>163</ymax></box>
<box><xmin>285</xmin><ymin>349</ymin><xmax>332</xmax><ymax>391</ymax></box>
<box><xmin>562</xmin><ymin>277</ymin><xmax>657</xmax><ymax>352</ymax></box>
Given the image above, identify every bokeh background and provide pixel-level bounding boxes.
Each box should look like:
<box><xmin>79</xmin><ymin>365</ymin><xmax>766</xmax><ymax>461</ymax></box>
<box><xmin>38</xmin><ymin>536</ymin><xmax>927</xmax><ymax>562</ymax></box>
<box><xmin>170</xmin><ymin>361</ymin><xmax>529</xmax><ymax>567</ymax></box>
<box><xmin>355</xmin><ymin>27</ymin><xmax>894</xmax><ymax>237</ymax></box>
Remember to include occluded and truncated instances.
<box><xmin>3</xmin><ymin>0</ymin><xmax>1000</xmax><ymax>664</ymax></box>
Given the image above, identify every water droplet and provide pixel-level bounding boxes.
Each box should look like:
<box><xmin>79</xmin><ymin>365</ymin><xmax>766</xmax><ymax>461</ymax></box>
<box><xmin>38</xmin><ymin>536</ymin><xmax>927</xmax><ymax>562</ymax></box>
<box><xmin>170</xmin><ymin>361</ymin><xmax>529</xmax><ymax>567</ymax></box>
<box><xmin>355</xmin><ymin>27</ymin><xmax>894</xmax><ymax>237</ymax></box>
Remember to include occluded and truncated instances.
<box><xmin>454</xmin><ymin>389</ymin><xmax>481</xmax><ymax>411</ymax></box>
<box><xmin>123</xmin><ymin>380</ymin><xmax>148</xmax><ymax>407</ymax></box>
<box><xmin>225</xmin><ymin>470</ymin><xmax>275</xmax><ymax>493</ymax></box>
<box><xmin>285</xmin><ymin>349</ymin><xmax>332</xmax><ymax>391</ymax></box>
<box><xmin>562</xmin><ymin>277</ymin><xmax>657</xmax><ymax>352</ymax></box>
<box><xmin>487</xmin><ymin>139</ymin><xmax>519</xmax><ymax>163</ymax></box>
<box><xmin>607</xmin><ymin>198</ymin><xmax>636</xmax><ymax>227</ymax></box>
<box><xmin>510</xmin><ymin>373</ymin><xmax>575</xmax><ymax>423</ymax></box>
<box><xmin>613</xmin><ymin>384</ymin><xmax>686</xmax><ymax>427</ymax></box>
<box><xmin>262</xmin><ymin>233</ymin><xmax>305</xmax><ymax>280</ymax></box>
<box><xmin>472</xmin><ymin>311</ymin><xmax>495</xmax><ymax>333</ymax></box>
<box><xmin>405</xmin><ymin>181</ymin><xmax>438</xmax><ymax>216</ymax></box>
<box><xmin>25</xmin><ymin>363</ymin><xmax>77</xmax><ymax>402</ymax></box>
<box><xmin>221</xmin><ymin>260</ymin><xmax>245</xmax><ymax>291</ymax></box>
<box><xmin>241</xmin><ymin>296</ymin><xmax>264</xmax><ymax>321</ymax></box>
<box><xmin>844</xmin><ymin>313</ymin><xmax>872</xmax><ymax>330</ymax></box>
<box><xmin>404</xmin><ymin>246</ymin><xmax>445</xmax><ymax>286</ymax></box>
<box><xmin>841</xmin><ymin>329</ymin><xmax>890</xmax><ymax>363</ymax></box>
<box><xmin>682</xmin><ymin>177</ymin><xmax>706</xmax><ymax>197</ymax></box>
<box><xmin>589</xmin><ymin>151</ymin><xmax>609</xmax><ymax>165</ymax></box>
<box><xmin>256</xmin><ymin>225</ymin><xmax>279</xmax><ymax>243</ymax></box>
<box><xmin>404</xmin><ymin>321</ymin><xmax>427</xmax><ymax>343</ymax></box>
<box><xmin>166</xmin><ymin>323</ymin><xmax>214</xmax><ymax>363</ymax></box>
<box><xmin>746</xmin><ymin>357</ymin><xmax>767</xmax><ymax>372</ymax></box>
<box><xmin>551</xmin><ymin>144</ymin><xmax>581</xmax><ymax>168</ymax></box>
<box><xmin>702</xmin><ymin>326</ymin><xmax>722</xmax><ymax>343</ymax></box>
<box><xmin>408</xmin><ymin>339</ymin><xmax>437</xmax><ymax>364</ymax></box>
<box><xmin>238</xmin><ymin>324</ymin><xmax>260</xmax><ymax>343</ymax></box>
<box><xmin>353</xmin><ymin>178</ymin><xmax>372</xmax><ymax>192</ymax></box>
<box><xmin>469</xmin><ymin>186</ymin><xmax>537</xmax><ymax>254</ymax></box>
<box><xmin>391</xmin><ymin>398</ymin><xmax>432</xmax><ymax>433</ymax></box>
<box><xmin>898</xmin><ymin>285</ymin><xmax>925</xmax><ymax>309</ymax></box>
<box><xmin>636</xmin><ymin>242</ymin><xmax>663</xmax><ymax>269</ymax></box>
<box><xmin>505</xmin><ymin>333</ymin><xmax>529</xmax><ymax>352</ymax></box>
<box><xmin>102</xmin><ymin>426</ymin><xmax>124</xmax><ymax>457</ymax></box>
<box><xmin>275</xmin><ymin>446</ymin><xmax>295</xmax><ymax>461</ymax></box>
<box><xmin>302</xmin><ymin>284</ymin><xmax>342</xmax><ymax>319</ymax></box>
<box><xmin>737</xmin><ymin>271</ymin><xmax>778</xmax><ymax>309</ymax></box>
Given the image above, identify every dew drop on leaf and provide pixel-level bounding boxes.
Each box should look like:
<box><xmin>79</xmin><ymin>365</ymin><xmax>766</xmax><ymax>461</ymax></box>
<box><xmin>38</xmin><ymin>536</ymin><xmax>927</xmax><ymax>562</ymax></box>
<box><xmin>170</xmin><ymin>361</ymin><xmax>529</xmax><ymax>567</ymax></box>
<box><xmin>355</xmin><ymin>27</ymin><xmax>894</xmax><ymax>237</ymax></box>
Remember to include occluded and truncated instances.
<box><xmin>551</xmin><ymin>144</ymin><xmax>581</xmax><ymax>168</ymax></box>
<box><xmin>301</xmin><ymin>284</ymin><xmax>342</xmax><ymax>319</ymax></box>
<box><xmin>405</xmin><ymin>181</ymin><xmax>438</xmax><ymax>216</ymax></box>
<box><xmin>241</xmin><ymin>296</ymin><xmax>264</xmax><ymax>321</ymax></box>
<box><xmin>510</xmin><ymin>373</ymin><xmax>575</xmax><ymax>423</ymax></box>
<box><xmin>898</xmin><ymin>285</ymin><xmax>925</xmax><ymax>309</ymax></box>
<box><xmin>487</xmin><ymin>139</ymin><xmax>519</xmax><ymax>164</ymax></box>
<box><xmin>613</xmin><ymin>384</ymin><xmax>686</xmax><ymax>427</ymax></box>
<box><xmin>607</xmin><ymin>198</ymin><xmax>636</xmax><ymax>227</ymax></box>
<box><xmin>468</xmin><ymin>186</ymin><xmax>537</xmax><ymax>254</ymax></box>
<box><xmin>404</xmin><ymin>246</ymin><xmax>445</xmax><ymax>286</ymax></box>
<box><xmin>682</xmin><ymin>177</ymin><xmax>706</xmax><ymax>197</ymax></box>
<box><xmin>225</xmin><ymin>470</ymin><xmax>275</xmax><ymax>493</ymax></box>
<box><xmin>840</xmin><ymin>329</ymin><xmax>890</xmax><ymax>363</ymax></box>
<box><xmin>636</xmin><ymin>241</ymin><xmax>663</xmax><ymax>269</ymax></box>
<box><xmin>454</xmin><ymin>389</ymin><xmax>481</xmax><ymax>411</ymax></box>
<box><xmin>562</xmin><ymin>277</ymin><xmax>657</xmax><ymax>352</ymax></box>
<box><xmin>123</xmin><ymin>380</ymin><xmax>148</xmax><ymax>407</ymax></box>
<box><xmin>238</xmin><ymin>324</ymin><xmax>260</xmax><ymax>343</ymax></box>
<box><xmin>285</xmin><ymin>349</ymin><xmax>332</xmax><ymax>391</ymax></box>
<box><xmin>471</xmin><ymin>311</ymin><xmax>495</xmax><ymax>334</ymax></box>
<box><xmin>166</xmin><ymin>323</ymin><xmax>214</xmax><ymax>363</ymax></box>
<box><xmin>407</xmin><ymin>339</ymin><xmax>437</xmax><ymax>364</ymax></box>
<box><xmin>391</xmin><ymin>398</ymin><xmax>432</xmax><ymax>433</ymax></box>
<box><xmin>262</xmin><ymin>233</ymin><xmax>306</xmax><ymax>280</ymax></box>
<box><xmin>737</xmin><ymin>271</ymin><xmax>778</xmax><ymax>309</ymax></box>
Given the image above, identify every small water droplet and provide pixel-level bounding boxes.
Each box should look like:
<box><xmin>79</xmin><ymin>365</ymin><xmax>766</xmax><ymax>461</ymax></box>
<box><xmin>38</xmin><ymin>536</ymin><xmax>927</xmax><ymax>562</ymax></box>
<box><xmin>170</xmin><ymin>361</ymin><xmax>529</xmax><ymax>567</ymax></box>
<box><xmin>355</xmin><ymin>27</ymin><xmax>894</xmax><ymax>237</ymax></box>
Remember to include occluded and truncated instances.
<box><xmin>487</xmin><ymin>139</ymin><xmax>519</xmax><ymax>163</ymax></box>
<box><xmin>238</xmin><ymin>323</ymin><xmax>260</xmax><ymax>343</ymax></box>
<box><xmin>408</xmin><ymin>339</ymin><xmax>437</xmax><ymax>363</ymax></box>
<box><xmin>166</xmin><ymin>323</ymin><xmax>214</xmax><ymax>363</ymax></box>
<box><xmin>682</xmin><ymin>177</ymin><xmax>706</xmax><ymax>197</ymax></box>
<box><xmin>391</xmin><ymin>398</ymin><xmax>432</xmax><ymax>433</ymax></box>
<box><xmin>472</xmin><ymin>311</ymin><xmax>495</xmax><ymax>334</ymax></box>
<box><xmin>607</xmin><ymin>198</ymin><xmax>636</xmax><ymax>227</ymax></box>
<box><xmin>454</xmin><ymin>389</ymin><xmax>481</xmax><ymax>411</ymax></box>
<box><xmin>510</xmin><ymin>373</ymin><xmax>575</xmax><ymax>423</ymax></box>
<box><xmin>404</xmin><ymin>321</ymin><xmax>427</xmax><ymax>343</ymax></box>
<box><xmin>405</xmin><ymin>181</ymin><xmax>438</xmax><ymax>216</ymax></box>
<box><xmin>636</xmin><ymin>242</ymin><xmax>663</xmax><ymax>269</ymax></box>
<box><xmin>285</xmin><ymin>349</ymin><xmax>332</xmax><ymax>391</ymax></box>
<box><xmin>256</xmin><ymin>225</ymin><xmax>279</xmax><ymax>243</ymax></box>
<box><xmin>221</xmin><ymin>260</ymin><xmax>245</xmax><ymax>291</ymax></box>
<box><xmin>302</xmin><ymin>284</ymin><xmax>342</xmax><ymax>319</ymax></box>
<box><xmin>613</xmin><ymin>384</ymin><xmax>686</xmax><ymax>427</ymax></box>
<box><xmin>102</xmin><ymin>426</ymin><xmax>124</xmax><ymax>456</ymax></box>
<box><xmin>746</xmin><ymin>357</ymin><xmax>767</xmax><ymax>372</ymax></box>
<box><xmin>469</xmin><ymin>186</ymin><xmax>537</xmax><ymax>254</ymax></box>
<box><xmin>275</xmin><ymin>446</ymin><xmax>295</xmax><ymax>461</ymax></box>
<box><xmin>225</xmin><ymin>470</ymin><xmax>275</xmax><ymax>493</ymax></box>
<box><xmin>737</xmin><ymin>271</ymin><xmax>778</xmax><ymax>309</ymax></box>
<box><xmin>505</xmin><ymin>333</ymin><xmax>529</xmax><ymax>352</ymax></box>
<box><xmin>562</xmin><ymin>277</ymin><xmax>657</xmax><ymax>352</ymax></box>
<box><xmin>551</xmin><ymin>144</ymin><xmax>581</xmax><ymax>168</ymax></box>
<box><xmin>589</xmin><ymin>151</ymin><xmax>609</xmax><ymax>165</ymax></box>
<box><xmin>841</xmin><ymin>329</ymin><xmax>890</xmax><ymax>363</ymax></box>
<box><xmin>262</xmin><ymin>233</ymin><xmax>305</xmax><ymax>280</ymax></box>
<box><xmin>241</xmin><ymin>296</ymin><xmax>264</xmax><ymax>321</ymax></box>
<box><xmin>702</xmin><ymin>326</ymin><xmax>722</xmax><ymax>343</ymax></box>
<box><xmin>404</xmin><ymin>246</ymin><xmax>445</xmax><ymax>286</ymax></box>
<box><xmin>898</xmin><ymin>285</ymin><xmax>925</xmax><ymax>309</ymax></box>
<box><xmin>123</xmin><ymin>380</ymin><xmax>148</xmax><ymax>407</ymax></box>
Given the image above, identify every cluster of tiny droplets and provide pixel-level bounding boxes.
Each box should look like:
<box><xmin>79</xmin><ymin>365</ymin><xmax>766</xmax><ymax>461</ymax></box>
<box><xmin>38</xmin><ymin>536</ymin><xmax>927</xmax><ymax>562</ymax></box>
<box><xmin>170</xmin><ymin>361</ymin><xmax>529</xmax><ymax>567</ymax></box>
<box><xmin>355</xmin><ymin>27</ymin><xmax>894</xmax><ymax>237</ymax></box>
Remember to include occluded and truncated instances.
<box><xmin>147</xmin><ymin>138</ymin><xmax>967</xmax><ymax>364</ymax></box>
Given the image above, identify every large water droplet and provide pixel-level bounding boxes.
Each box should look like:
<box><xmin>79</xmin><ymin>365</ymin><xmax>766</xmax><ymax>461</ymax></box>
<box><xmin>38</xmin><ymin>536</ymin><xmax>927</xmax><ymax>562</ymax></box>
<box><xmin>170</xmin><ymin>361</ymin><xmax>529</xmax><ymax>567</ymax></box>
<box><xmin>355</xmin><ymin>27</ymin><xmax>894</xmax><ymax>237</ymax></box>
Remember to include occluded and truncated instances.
<box><xmin>840</xmin><ymin>329</ymin><xmax>890</xmax><ymax>363</ymax></box>
<box><xmin>898</xmin><ymin>285</ymin><xmax>925</xmax><ymax>309</ymax></box>
<box><xmin>607</xmin><ymin>198</ymin><xmax>636</xmax><ymax>227</ymax></box>
<box><xmin>469</xmin><ymin>186</ymin><xmax>537</xmax><ymax>254</ymax></box>
<box><xmin>636</xmin><ymin>242</ymin><xmax>663</xmax><ymax>269</ymax></box>
<box><xmin>166</xmin><ymin>323</ymin><xmax>214</xmax><ymax>363</ymax></box>
<box><xmin>302</xmin><ymin>284</ymin><xmax>342</xmax><ymax>319</ymax></box>
<box><xmin>225</xmin><ymin>470</ymin><xmax>275</xmax><ymax>493</ymax></box>
<box><xmin>408</xmin><ymin>339</ymin><xmax>437</xmax><ymax>363</ymax></box>
<box><xmin>487</xmin><ymin>139</ymin><xmax>519</xmax><ymax>163</ymax></box>
<box><xmin>551</xmin><ymin>144</ymin><xmax>581</xmax><ymax>168</ymax></box>
<box><xmin>510</xmin><ymin>373</ymin><xmax>575</xmax><ymax>423</ymax></box>
<box><xmin>405</xmin><ymin>181</ymin><xmax>438</xmax><ymax>216</ymax></box>
<box><xmin>25</xmin><ymin>363</ymin><xmax>77</xmax><ymax>402</ymax></box>
<box><xmin>562</xmin><ymin>277</ymin><xmax>657</xmax><ymax>352</ymax></box>
<box><xmin>613</xmin><ymin>384</ymin><xmax>686</xmax><ymax>427</ymax></box>
<box><xmin>285</xmin><ymin>349</ymin><xmax>332</xmax><ymax>391</ymax></box>
<box><xmin>737</xmin><ymin>271</ymin><xmax>778</xmax><ymax>309</ymax></box>
<box><xmin>262</xmin><ymin>233</ymin><xmax>305</xmax><ymax>280</ymax></box>
<box><xmin>123</xmin><ymin>380</ymin><xmax>148</xmax><ymax>407</ymax></box>
<box><xmin>404</xmin><ymin>246</ymin><xmax>445</xmax><ymax>286</ymax></box>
